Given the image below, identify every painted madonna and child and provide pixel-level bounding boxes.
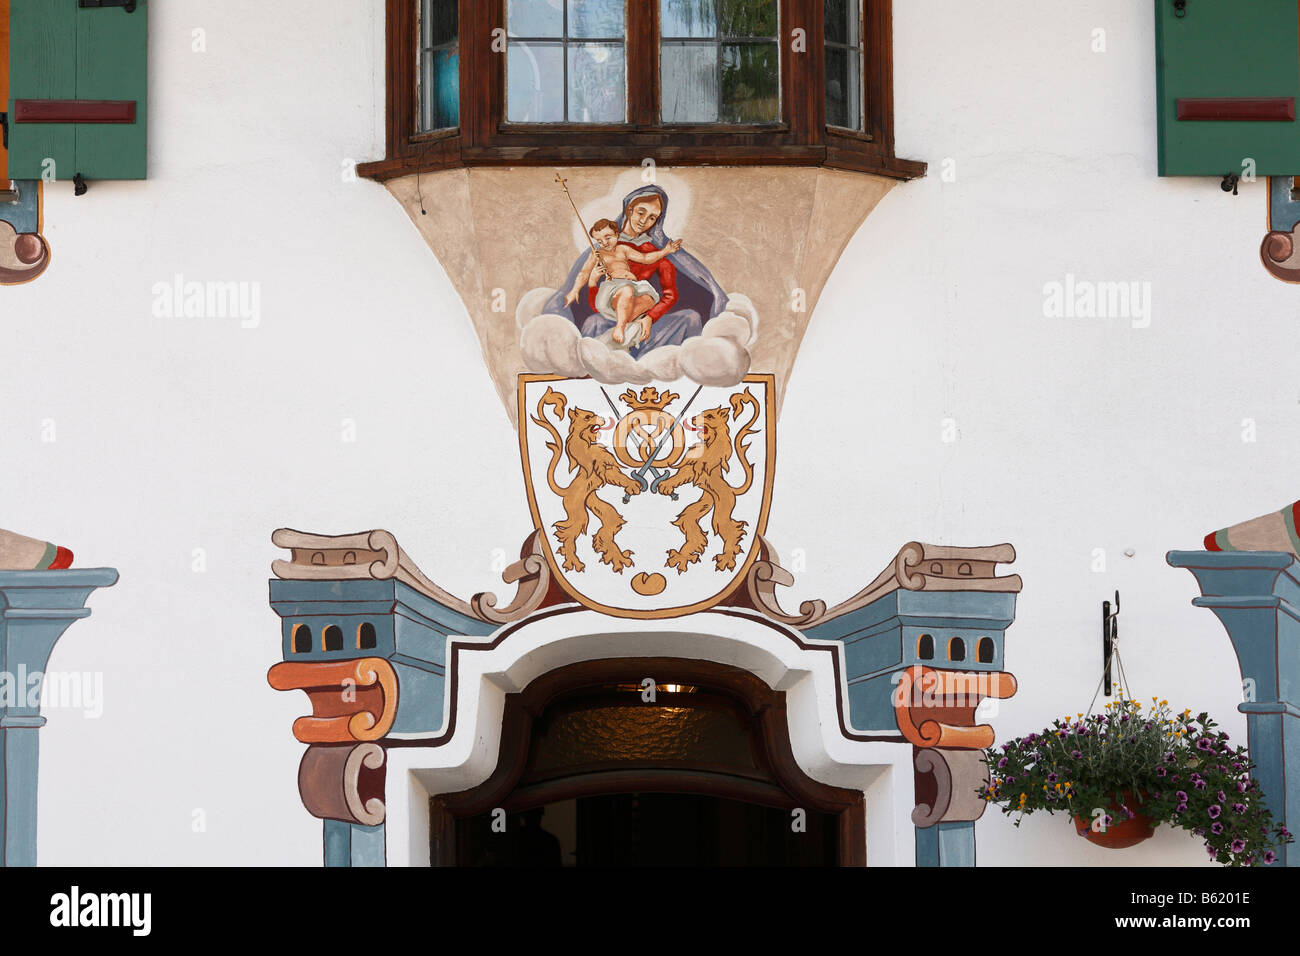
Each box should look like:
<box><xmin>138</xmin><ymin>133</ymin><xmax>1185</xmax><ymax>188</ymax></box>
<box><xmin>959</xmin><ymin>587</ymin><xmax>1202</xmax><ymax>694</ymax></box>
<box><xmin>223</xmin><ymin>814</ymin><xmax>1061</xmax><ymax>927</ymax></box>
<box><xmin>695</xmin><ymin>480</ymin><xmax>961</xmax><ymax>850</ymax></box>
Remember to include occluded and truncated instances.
<box><xmin>519</xmin><ymin>181</ymin><xmax>757</xmax><ymax>386</ymax></box>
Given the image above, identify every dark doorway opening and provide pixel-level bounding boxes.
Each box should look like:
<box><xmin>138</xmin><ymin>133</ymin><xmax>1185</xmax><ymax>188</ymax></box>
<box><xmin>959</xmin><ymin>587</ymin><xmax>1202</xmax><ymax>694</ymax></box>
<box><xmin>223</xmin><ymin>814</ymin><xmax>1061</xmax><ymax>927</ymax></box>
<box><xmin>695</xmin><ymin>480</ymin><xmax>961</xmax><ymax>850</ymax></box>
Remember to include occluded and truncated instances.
<box><xmin>455</xmin><ymin>792</ymin><xmax>837</xmax><ymax>866</ymax></box>
<box><xmin>429</xmin><ymin>658</ymin><xmax>865</xmax><ymax>866</ymax></box>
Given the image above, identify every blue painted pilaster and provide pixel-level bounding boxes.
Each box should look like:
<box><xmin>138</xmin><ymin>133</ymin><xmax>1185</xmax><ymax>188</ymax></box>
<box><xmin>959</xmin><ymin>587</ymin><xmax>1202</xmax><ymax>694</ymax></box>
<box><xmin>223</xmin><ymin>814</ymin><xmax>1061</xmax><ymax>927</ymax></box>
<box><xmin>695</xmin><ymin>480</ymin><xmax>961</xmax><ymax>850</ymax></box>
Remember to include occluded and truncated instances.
<box><xmin>323</xmin><ymin>820</ymin><xmax>386</xmax><ymax>867</ymax></box>
<box><xmin>0</xmin><ymin>569</ymin><xmax>118</xmax><ymax>867</ymax></box>
<box><xmin>1167</xmin><ymin>551</ymin><xmax>1300</xmax><ymax>866</ymax></box>
<box><xmin>915</xmin><ymin>821</ymin><xmax>976</xmax><ymax>866</ymax></box>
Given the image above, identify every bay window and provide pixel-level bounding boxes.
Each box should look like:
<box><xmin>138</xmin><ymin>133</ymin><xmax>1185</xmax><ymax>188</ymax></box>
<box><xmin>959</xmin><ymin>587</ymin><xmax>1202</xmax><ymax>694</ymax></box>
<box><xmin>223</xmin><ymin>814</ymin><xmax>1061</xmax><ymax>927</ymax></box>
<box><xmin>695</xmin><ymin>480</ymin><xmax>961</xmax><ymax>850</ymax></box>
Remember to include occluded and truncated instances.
<box><xmin>360</xmin><ymin>0</ymin><xmax>921</xmax><ymax>180</ymax></box>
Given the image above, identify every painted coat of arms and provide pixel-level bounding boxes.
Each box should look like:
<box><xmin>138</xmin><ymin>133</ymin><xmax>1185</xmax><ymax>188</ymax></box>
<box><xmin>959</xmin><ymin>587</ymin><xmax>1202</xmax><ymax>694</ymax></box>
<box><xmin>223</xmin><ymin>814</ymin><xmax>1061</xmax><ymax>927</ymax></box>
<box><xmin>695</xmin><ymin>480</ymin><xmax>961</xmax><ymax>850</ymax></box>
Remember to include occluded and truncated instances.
<box><xmin>519</xmin><ymin>373</ymin><xmax>775</xmax><ymax>618</ymax></box>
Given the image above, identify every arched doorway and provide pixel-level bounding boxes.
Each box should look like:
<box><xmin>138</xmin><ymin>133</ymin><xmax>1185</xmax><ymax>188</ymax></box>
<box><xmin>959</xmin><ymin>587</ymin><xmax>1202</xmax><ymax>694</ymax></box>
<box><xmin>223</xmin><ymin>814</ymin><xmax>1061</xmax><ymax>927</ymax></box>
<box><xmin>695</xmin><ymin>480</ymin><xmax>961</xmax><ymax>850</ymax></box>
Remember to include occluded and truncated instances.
<box><xmin>428</xmin><ymin>657</ymin><xmax>866</xmax><ymax>866</ymax></box>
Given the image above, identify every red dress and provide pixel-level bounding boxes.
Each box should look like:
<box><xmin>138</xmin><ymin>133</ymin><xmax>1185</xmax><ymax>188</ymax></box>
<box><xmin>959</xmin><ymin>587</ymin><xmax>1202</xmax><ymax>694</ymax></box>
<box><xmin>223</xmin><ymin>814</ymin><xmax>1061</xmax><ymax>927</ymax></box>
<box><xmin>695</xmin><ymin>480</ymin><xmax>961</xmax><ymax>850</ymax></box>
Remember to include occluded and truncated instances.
<box><xmin>587</xmin><ymin>241</ymin><xmax>679</xmax><ymax>325</ymax></box>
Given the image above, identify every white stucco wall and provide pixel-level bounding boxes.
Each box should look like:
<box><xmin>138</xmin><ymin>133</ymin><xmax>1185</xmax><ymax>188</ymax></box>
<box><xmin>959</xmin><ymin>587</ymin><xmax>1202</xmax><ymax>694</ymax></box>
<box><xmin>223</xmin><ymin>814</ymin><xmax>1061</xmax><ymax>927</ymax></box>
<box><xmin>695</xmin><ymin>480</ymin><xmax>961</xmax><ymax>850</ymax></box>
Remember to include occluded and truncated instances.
<box><xmin>8</xmin><ymin>0</ymin><xmax>1286</xmax><ymax>866</ymax></box>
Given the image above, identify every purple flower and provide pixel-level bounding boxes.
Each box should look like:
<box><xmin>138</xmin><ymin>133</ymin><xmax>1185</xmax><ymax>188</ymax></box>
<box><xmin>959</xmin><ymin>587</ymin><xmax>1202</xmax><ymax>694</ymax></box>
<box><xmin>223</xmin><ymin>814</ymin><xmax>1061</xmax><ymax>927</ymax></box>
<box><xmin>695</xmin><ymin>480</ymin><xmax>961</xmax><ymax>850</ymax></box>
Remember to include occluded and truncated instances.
<box><xmin>997</xmin><ymin>757</ymin><xmax>1008</xmax><ymax>769</ymax></box>
<box><xmin>1162</xmin><ymin>752</ymin><xmax>1176</xmax><ymax>764</ymax></box>
<box><xmin>1207</xmin><ymin>846</ymin><xmax>1218</xmax><ymax>859</ymax></box>
<box><xmin>1070</xmin><ymin>750</ymin><xmax>1083</xmax><ymax>759</ymax></box>
<box><xmin>1176</xmin><ymin>802</ymin><xmax>1188</xmax><ymax>814</ymax></box>
<box><xmin>1176</xmin><ymin>791</ymin><xmax>1188</xmax><ymax>802</ymax></box>
<box><xmin>1265</xmin><ymin>851</ymin><xmax>1276</xmax><ymax>865</ymax></box>
<box><xmin>1006</xmin><ymin>776</ymin><xmax>1016</xmax><ymax>784</ymax></box>
<box><xmin>1280</xmin><ymin>827</ymin><xmax>1292</xmax><ymax>840</ymax></box>
<box><xmin>1211</xmin><ymin>822</ymin><xmax>1224</xmax><ymax>835</ymax></box>
<box><xmin>1027</xmin><ymin>733</ymin><xmax>1038</xmax><ymax>743</ymax></box>
<box><xmin>1235</xmin><ymin>782</ymin><xmax>1247</xmax><ymax>793</ymax></box>
<box><xmin>1233</xmin><ymin>803</ymin><xmax>1246</xmax><ymax>815</ymax></box>
<box><xmin>1047</xmin><ymin>772</ymin><xmax>1059</xmax><ymax>784</ymax></box>
<box><xmin>1057</xmin><ymin>730</ymin><xmax>1068</xmax><ymax>739</ymax></box>
<box><xmin>1231</xmin><ymin>839</ymin><xmax>1246</xmax><ymax>854</ymax></box>
<box><xmin>1194</xmin><ymin>779</ymin><xmax>1207</xmax><ymax>790</ymax></box>
<box><xmin>1121</xmin><ymin>714</ymin><xmax>1130</xmax><ymax>722</ymax></box>
<box><xmin>1207</xmin><ymin>804</ymin><xmax>1221</xmax><ymax>819</ymax></box>
<box><xmin>1156</xmin><ymin>767</ymin><xmax>1168</xmax><ymax>778</ymax></box>
<box><xmin>1196</xmin><ymin>738</ymin><xmax>1215</xmax><ymax>752</ymax></box>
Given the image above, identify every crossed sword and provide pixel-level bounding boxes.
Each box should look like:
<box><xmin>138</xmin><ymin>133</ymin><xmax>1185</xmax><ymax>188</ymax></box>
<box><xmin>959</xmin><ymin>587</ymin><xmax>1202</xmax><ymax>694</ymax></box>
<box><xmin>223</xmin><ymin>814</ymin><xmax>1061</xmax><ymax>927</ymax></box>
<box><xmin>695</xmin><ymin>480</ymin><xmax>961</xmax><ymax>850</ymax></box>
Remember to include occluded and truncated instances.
<box><xmin>601</xmin><ymin>385</ymin><xmax>703</xmax><ymax>504</ymax></box>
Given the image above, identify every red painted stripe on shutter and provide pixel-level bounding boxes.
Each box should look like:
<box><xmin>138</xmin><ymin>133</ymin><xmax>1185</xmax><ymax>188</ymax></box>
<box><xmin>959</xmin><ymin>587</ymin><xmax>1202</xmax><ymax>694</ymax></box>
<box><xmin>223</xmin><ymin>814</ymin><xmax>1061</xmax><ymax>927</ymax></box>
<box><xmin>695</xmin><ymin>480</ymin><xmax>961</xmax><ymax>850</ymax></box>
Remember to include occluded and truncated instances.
<box><xmin>13</xmin><ymin>99</ymin><xmax>136</xmax><ymax>123</ymax></box>
<box><xmin>1176</xmin><ymin>97</ymin><xmax>1296</xmax><ymax>121</ymax></box>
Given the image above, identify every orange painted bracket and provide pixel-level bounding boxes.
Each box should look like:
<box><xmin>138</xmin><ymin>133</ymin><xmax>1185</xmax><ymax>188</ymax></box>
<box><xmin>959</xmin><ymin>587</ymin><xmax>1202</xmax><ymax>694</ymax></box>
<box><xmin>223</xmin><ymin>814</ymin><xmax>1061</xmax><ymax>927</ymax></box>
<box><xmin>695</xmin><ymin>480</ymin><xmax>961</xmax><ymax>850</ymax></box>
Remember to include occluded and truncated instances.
<box><xmin>267</xmin><ymin>657</ymin><xmax>398</xmax><ymax>743</ymax></box>
<box><xmin>893</xmin><ymin>665</ymin><xmax>1017</xmax><ymax>750</ymax></box>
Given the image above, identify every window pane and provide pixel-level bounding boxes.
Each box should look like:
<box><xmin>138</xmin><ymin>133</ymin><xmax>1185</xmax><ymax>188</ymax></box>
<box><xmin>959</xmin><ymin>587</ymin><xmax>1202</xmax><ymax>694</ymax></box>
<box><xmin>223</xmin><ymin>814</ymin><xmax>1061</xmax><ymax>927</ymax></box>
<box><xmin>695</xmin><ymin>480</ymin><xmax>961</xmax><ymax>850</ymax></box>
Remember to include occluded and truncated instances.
<box><xmin>508</xmin><ymin>42</ymin><xmax>565</xmax><ymax>121</ymax></box>
<box><xmin>721</xmin><ymin>42</ymin><xmax>779</xmax><ymax>122</ymax></box>
<box><xmin>570</xmin><ymin>0</ymin><xmax>624</xmax><ymax>38</ymax></box>
<box><xmin>825</xmin><ymin>47</ymin><xmax>861</xmax><ymax>130</ymax></box>
<box><xmin>718</xmin><ymin>0</ymin><xmax>778</xmax><ymax>38</ymax></box>
<box><xmin>661</xmin><ymin>42</ymin><xmax>719</xmax><ymax>122</ymax></box>
<box><xmin>824</xmin><ymin>0</ymin><xmax>863</xmax><ymax>130</ymax></box>
<box><xmin>824</xmin><ymin>0</ymin><xmax>849</xmax><ymax>45</ymax></box>
<box><xmin>422</xmin><ymin>47</ymin><xmax>461</xmax><ymax>130</ymax></box>
<box><xmin>508</xmin><ymin>0</ymin><xmax>564</xmax><ymax>37</ymax></box>
<box><xmin>661</xmin><ymin>0</ymin><xmax>718</xmax><ymax>38</ymax></box>
<box><xmin>419</xmin><ymin>0</ymin><xmax>459</xmax><ymax>131</ymax></box>
<box><xmin>569</xmin><ymin>43</ymin><xmax>627</xmax><ymax>122</ymax></box>
<box><xmin>423</xmin><ymin>0</ymin><xmax>457</xmax><ymax>46</ymax></box>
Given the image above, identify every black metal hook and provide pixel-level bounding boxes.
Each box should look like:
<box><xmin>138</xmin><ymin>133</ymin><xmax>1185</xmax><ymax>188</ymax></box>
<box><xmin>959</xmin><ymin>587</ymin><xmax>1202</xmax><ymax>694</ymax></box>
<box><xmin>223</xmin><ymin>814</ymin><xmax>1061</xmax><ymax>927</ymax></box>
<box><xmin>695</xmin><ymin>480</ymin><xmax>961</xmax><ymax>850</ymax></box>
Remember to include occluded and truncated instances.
<box><xmin>1102</xmin><ymin>591</ymin><xmax>1120</xmax><ymax>697</ymax></box>
<box><xmin>73</xmin><ymin>173</ymin><xmax>88</xmax><ymax>197</ymax></box>
<box><xmin>1222</xmin><ymin>172</ymin><xmax>1239</xmax><ymax>195</ymax></box>
<box><xmin>1174</xmin><ymin>0</ymin><xmax>1188</xmax><ymax>18</ymax></box>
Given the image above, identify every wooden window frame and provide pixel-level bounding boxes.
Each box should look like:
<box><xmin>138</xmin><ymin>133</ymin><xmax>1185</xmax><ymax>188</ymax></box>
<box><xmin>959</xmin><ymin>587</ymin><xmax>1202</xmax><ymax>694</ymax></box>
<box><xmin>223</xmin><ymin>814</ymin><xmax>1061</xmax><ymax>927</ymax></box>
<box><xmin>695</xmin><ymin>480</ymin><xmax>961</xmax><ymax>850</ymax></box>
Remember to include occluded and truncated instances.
<box><xmin>358</xmin><ymin>0</ymin><xmax>923</xmax><ymax>181</ymax></box>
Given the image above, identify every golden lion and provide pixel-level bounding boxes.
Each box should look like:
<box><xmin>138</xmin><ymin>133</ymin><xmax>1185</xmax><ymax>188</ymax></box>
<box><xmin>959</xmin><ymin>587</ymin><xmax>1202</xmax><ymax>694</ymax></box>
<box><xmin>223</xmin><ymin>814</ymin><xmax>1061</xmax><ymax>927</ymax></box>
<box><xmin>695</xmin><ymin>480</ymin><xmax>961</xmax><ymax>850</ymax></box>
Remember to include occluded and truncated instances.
<box><xmin>657</xmin><ymin>389</ymin><xmax>761</xmax><ymax>573</ymax></box>
<box><xmin>532</xmin><ymin>387</ymin><xmax>641</xmax><ymax>573</ymax></box>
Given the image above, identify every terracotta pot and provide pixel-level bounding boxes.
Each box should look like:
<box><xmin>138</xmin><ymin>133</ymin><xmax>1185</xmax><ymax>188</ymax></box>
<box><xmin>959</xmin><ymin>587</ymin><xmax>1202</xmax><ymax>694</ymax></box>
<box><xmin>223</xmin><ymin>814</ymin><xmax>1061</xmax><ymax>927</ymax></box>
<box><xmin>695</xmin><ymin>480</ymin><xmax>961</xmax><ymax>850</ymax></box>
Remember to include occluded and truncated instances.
<box><xmin>1073</xmin><ymin>792</ymin><xmax>1157</xmax><ymax>848</ymax></box>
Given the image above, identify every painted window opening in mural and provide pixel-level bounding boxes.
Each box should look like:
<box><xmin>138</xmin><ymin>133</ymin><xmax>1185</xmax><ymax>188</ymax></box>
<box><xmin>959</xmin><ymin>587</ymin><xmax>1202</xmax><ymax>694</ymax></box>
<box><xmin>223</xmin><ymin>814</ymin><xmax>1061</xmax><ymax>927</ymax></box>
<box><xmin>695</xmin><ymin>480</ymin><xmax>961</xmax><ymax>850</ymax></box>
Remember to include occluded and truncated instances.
<box><xmin>978</xmin><ymin>637</ymin><xmax>995</xmax><ymax>664</ymax></box>
<box><xmin>506</xmin><ymin>0</ymin><xmax>629</xmax><ymax>123</ymax></box>
<box><xmin>358</xmin><ymin>622</ymin><xmax>378</xmax><ymax>650</ymax></box>
<box><xmin>323</xmin><ymin>625</ymin><xmax>344</xmax><ymax>652</ymax></box>
<box><xmin>948</xmin><ymin>637</ymin><xmax>965</xmax><ymax>663</ymax></box>
<box><xmin>420</xmin><ymin>0</ymin><xmax>460</xmax><ymax>131</ymax></box>
<box><xmin>292</xmin><ymin>624</ymin><xmax>313</xmax><ymax>654</ymax></box>
<box><xmin>660</xmin><ymin>0</ymin><xmax>781</xmax><ymax>124</ymax></box>
<box><xmin>917</xmin><ymin>633</ymin><xmax>934</xmax><ymax>660</ymax></box>
<box><xmin>824</xmin><ymin>0</ymin><xmax>864</xmax><ymax>132</ymax></box>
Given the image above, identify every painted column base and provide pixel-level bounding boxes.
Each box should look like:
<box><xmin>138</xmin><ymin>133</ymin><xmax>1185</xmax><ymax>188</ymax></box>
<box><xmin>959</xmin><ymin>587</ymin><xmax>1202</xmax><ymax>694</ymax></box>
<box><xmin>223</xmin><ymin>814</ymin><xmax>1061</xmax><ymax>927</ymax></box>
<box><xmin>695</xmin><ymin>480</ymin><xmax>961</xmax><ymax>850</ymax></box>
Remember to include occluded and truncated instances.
<box><xmin>0</xmin><ymin>722</ymin><xmax>42</xmax><ymax>867</ymax></box>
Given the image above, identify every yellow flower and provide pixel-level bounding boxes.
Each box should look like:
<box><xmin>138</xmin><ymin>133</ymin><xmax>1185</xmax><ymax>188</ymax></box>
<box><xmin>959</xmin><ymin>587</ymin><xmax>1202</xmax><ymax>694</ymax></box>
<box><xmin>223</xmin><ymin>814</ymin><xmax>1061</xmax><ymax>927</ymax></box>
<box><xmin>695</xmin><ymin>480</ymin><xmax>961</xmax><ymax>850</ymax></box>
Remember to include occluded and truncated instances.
<box><xmin>1160</xmin><ymin>700</ymin><xmax>1168</xmax><ymax>706</ymax></box>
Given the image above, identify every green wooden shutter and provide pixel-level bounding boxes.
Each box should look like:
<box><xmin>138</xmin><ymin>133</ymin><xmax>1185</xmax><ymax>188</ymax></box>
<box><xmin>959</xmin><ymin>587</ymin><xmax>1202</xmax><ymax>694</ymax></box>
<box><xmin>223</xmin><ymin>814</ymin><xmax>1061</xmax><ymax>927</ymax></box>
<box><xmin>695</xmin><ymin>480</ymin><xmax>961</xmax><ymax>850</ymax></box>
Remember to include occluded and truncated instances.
<box><xmin>1156</xmin><ymin>0</ymin><xmax>1300</xmax><ymax>176</ymax></box>
<box><xmin>7</xmin><ymin>0</ymin><xmax>147</xmax><ymax>181</ymax></box>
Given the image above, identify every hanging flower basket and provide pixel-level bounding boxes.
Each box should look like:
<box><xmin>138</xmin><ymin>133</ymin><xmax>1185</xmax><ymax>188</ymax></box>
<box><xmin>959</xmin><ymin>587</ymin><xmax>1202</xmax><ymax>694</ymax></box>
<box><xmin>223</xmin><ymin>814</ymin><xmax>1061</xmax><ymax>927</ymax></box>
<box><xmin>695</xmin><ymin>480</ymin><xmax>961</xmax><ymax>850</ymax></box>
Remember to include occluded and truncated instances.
<box><xmin>979</xmin><ymin>696</ymin><xmax>1293</xmax><ymax>865</ymax></box>
<box><xmin>1072</xmin><ymin>790</ymin><xmax>1156</xmax><ymax>849</ymax></box>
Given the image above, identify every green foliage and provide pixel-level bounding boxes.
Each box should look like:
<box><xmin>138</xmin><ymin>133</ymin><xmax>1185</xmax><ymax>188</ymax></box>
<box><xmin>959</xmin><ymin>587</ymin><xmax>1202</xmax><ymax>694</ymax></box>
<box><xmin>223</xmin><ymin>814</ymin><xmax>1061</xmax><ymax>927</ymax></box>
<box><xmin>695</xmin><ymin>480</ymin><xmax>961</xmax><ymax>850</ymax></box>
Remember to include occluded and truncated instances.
<box><xmin>980</xmin><ymin>695</ymin><xmax>1293</xmax><ymax>866</ymax></box>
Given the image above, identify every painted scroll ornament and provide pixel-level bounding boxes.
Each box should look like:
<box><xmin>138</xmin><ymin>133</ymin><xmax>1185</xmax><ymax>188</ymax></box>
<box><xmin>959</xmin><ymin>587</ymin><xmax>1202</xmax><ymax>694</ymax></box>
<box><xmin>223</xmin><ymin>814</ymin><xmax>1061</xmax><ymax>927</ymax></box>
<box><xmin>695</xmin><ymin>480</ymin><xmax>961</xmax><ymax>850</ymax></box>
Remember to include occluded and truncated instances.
<box><xmin>1203</xmin><ymin>500</ymin><xmax>1300</xmax><ymax>555</ymax></box>
<box><xmin>912</xmin><ymin>747</ymin><xmax>990</xmax><ymax>827</ymax></box>
<box><xmin>271</xmin><ymin>526</ymin><xmax>553</xmax><ymax>626</ymax></box>
<box><xmin>298</xmin><ymin>742</ymin><xmax>386</xmax><ymax>826</ymax></box>
<box><xmin>741</xmin><ymin>538</ymin><xmax>1023</xmax><ymax>629</ymax></box>
<box><xmin>0</xmin><ymin>181</ymin><xmax>51</xmax><ymax>285</ymax></box>
<box><xmin>0</xmin><ymin>528</ymin><xmax>73</xmax><ymax>570</ymax></box>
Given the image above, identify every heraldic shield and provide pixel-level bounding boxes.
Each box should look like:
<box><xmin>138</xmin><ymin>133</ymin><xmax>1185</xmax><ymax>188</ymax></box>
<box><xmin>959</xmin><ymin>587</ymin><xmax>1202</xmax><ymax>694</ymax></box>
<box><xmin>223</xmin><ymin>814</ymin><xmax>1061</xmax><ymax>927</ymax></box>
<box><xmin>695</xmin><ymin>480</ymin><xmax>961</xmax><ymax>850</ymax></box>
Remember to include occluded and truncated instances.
<box><xmin>519</xmin><ymin>373</ymin><xmax>776</xmax><ymax>618</ymax></box>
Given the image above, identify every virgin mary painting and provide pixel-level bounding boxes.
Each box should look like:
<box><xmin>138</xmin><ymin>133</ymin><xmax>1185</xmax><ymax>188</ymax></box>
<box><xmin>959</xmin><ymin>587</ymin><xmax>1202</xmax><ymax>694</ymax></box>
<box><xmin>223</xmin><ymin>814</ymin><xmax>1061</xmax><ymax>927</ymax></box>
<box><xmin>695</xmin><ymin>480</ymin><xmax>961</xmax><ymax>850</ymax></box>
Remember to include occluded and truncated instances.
<box><xmin>542</xmin><ymin>184</ymin><xmax>729</xmax><ymax>358</ymax></box>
